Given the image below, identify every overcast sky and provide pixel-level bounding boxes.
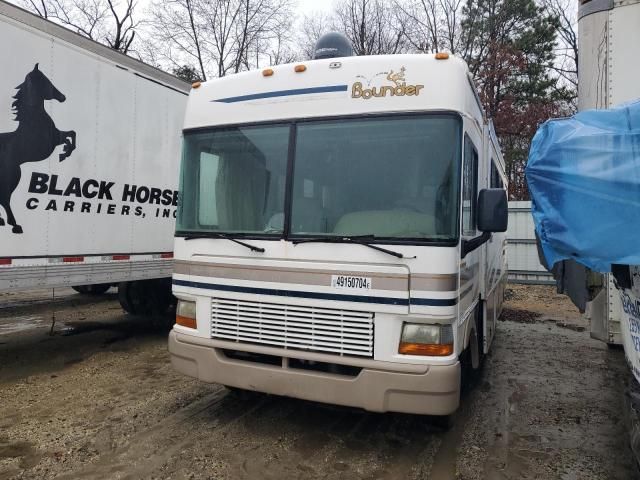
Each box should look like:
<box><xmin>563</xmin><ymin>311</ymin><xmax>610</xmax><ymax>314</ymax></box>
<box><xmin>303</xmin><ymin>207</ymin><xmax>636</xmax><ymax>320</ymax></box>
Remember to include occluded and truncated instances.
<box><xmin>10</xmin><ymin>0</ymin><xmax>336</xmax><ymax>17</ymax></box>
<box><xmin>296</xmin><ymin>0</ymin><xmax>335</xmax><ymax>17</ymax></box>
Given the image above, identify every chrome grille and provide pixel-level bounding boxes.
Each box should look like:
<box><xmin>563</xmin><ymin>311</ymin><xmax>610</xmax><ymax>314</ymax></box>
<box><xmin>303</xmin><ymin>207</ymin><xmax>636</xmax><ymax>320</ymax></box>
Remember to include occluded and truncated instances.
<box><xmin>210</xmin><ymin>298</ymin><xmax>374</xmax><ymax>357</ymax></box>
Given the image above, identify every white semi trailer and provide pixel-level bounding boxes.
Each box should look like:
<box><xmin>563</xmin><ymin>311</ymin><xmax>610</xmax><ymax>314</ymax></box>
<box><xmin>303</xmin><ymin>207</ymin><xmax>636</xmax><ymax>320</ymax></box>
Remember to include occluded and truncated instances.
<box><xmin>0</xmin><ymin>1</ymin><xmax>189</xmax><ymax>313</ymax></box>
<box><xmin>577</xmin><ymin>0</ymin><xmax>640</xmax><ymax>347</ymax></box>
<box><xmin>538</xmin><ymin>0</ymin><xmax>640</xmax><ymax>463</ymax></box>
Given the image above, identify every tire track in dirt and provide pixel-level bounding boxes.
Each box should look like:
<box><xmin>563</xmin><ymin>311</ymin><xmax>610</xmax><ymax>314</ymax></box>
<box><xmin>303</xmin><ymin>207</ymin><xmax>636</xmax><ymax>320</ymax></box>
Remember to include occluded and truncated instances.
<box><xmin>53</xmin><ymin>387</ymin><xmax>272</xmax><ymax>480</ymax></box>
<box><xmin>216</xmin><ymin>401</ymin><xmax>361</xmax><ymax>480</ymax></box>
<box><xmin>213</xmin><ymin>400</ymin><xmax>446</xmax><ymax>480</ymax></box>
<box><xmin>429</xmin><ymin>397</ymin><xmax>476</xmax><ymax>479</ymax></box>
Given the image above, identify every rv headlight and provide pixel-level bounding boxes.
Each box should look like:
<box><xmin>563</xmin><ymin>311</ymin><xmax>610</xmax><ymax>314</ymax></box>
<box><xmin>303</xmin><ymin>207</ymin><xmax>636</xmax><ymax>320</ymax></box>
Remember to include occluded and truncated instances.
<box><xmin>176</xmin><ymin>300</ymin><xmax>197</xmax><ymax>329</ymax></box>
<box><xmin>399</xmin><ymin>323</ymin><xmax>453</xmax><ymax>356</ymax></box>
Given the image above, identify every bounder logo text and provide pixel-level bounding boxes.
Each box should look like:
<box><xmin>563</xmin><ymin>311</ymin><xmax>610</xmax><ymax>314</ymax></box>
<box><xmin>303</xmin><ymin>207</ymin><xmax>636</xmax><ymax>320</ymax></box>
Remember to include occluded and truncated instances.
<box><xmin>351</xmin><ymin>66</ymin><xmax>424</xmax><ymax>100</ymax></box>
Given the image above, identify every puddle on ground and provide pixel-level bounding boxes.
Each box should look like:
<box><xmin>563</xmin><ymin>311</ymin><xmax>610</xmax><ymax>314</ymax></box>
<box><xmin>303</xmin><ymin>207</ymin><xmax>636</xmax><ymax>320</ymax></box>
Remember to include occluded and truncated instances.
<box><xmin>0</xmin><ymin>316</ymin><xmax>119</xmax><ymax>338</ymax></box>
<box><xmin>0</xmin><ymin>315</ymin><xmax>49</xmax><ymax>336</ymax></box>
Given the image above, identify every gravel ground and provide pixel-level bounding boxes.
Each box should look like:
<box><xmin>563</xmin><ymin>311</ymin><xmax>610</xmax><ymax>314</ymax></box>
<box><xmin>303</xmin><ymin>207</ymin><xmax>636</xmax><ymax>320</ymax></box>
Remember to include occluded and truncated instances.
<box><xmin>0</xmin><ymin>284</ymin><xmax>637</xmax><ymax>479</ymax></box>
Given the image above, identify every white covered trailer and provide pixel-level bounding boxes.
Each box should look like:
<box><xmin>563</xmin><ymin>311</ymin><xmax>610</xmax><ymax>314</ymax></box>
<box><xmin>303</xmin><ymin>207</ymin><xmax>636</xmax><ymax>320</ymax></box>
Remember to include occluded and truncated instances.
<box><xmin>0</xmin><ymin>1</ymin><xmax>189</xmax><ymax>310</ymax></box>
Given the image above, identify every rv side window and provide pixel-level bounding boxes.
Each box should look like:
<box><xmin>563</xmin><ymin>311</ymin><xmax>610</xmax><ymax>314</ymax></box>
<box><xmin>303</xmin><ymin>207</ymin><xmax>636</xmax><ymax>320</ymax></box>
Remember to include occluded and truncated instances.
<box><xmin>490</xmin><ymin>161</ymin><xmax>503</xmax><ymax>189</ymax></box>
<box><xmin>198</xmin><ymin>152</ymin><xmax>220</xmax><ymax>225</ymax></box>
<box><xmin>462</xmin><ymin>136</ymin><xmax>478</xmax><ymax>236</ymax></box>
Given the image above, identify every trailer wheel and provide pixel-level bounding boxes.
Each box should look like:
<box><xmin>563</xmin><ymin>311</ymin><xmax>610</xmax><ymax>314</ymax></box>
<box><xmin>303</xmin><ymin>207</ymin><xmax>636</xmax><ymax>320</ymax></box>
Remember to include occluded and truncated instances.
<box><xmin>118</xmin><ymin>281</ymin><xmax>152</xmax><ymax>315</ymax></box>
<box><xmin>118</xmin><ymin>281</ymin><xmax>139</xmax><ymax>315</ymax></box>
<box><xmin>118</xmin><ymin>279</ymin><xmax>174</xmax><ymax>317</ymax></box>
<box><xmin>72</xmin><ymin>284</ymin><xmax>112</xmax><ymax>295</ymax></box>
<box><xmin>117</xmin><ymin>282</ymin><xmax>132</xmax><ymax>314</ymax></box>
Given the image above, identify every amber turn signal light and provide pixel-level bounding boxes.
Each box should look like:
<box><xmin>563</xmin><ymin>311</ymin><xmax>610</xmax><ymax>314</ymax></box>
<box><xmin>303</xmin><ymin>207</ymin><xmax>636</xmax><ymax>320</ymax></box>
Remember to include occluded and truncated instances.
<box><xmin>398</xmin><ymin>323</ymin><xmax>454</xmax><ymax>356</ymax></box>
<box><xmin>398</xmin><ymin>342</ymin><xmax>453</xmax><ymax>356</ymax></box>
<box><xmin>176</xmin><ymin>300</ymin><xmax>197</xmax><ymax>329</ymax></box>
<box><xmin>176</xmin><ymin>315</ymin><xmax>197</xmax><ymax>329</ymax></box>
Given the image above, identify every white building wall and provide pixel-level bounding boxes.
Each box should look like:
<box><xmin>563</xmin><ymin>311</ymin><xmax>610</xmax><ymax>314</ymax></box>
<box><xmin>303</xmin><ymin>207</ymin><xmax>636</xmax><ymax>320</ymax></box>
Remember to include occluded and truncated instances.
<box><xmin>507</xmin><ymin>201</ymin><xmax>553</xmax><ymax>284</ymax></box>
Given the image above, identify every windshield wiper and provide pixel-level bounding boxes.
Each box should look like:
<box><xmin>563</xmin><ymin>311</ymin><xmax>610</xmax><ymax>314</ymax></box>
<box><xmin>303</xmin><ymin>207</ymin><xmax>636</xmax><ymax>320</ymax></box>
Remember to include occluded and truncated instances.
<box><xmin>292</xmin><ymin>235</ymin><xmax>414</xmax><ymax>259</ymax></box>
<box><xmin>181</xmin><ymin>232</ymin><xmax>265</xmax><ymax>253</ymax></box>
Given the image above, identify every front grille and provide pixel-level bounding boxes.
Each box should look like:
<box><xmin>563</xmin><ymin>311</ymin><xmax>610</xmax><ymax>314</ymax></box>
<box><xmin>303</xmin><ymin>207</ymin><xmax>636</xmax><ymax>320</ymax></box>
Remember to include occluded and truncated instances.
<box><xmin>210</xmin><ymin>298</ymin><xmax>374</xmax><ymax>357</ymax></box>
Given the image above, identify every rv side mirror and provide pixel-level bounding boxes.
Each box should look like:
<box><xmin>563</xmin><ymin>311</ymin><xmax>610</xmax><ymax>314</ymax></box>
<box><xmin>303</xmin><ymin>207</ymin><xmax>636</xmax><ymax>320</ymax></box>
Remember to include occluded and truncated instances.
<box><xmin>477</xmin><ymin>188</ymin><xmax>508</xmax><ymax>233</ymax></box>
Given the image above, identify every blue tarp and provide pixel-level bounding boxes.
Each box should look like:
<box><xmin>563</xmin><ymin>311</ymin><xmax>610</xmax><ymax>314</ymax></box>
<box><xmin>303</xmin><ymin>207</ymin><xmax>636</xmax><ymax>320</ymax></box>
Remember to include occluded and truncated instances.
<box><xmin>526</xmin><ymin>100</ymin><xmax>640</xmax><ymax>273</ymax></box>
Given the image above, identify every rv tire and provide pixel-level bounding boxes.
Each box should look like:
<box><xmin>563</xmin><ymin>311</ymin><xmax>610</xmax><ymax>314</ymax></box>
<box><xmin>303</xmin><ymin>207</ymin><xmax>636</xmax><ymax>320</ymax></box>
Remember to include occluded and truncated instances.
<box><xmin>461</xmin><ymin>302</ymin><xmax>485</xmax><ymax>393</ymax></box>
<box><xmin>475</xmin><ymin>301</ymin><xmax>485</xmax><ymax>367</ymax></box>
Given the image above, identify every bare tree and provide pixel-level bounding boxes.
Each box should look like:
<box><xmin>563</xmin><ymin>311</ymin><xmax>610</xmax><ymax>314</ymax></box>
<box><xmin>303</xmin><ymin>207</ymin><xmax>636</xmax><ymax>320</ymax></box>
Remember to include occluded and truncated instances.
<box><xmin>544</xmin><ymin>0</ymin><xmax>578</xmax><ymax>92</ymax></box>
<box><xmin>24</xmin><ymin>0</ymin><xmax>50</xmax><ymax>17</ymax></box>
<box><xmin>104</xmin><ymin>0</ymin><xmax>136</xmax><ymax>52</ymax></box>
<box><xmin>20</xmin><ymin>0</ymin><xmax>139</xmax><ymax>54</ymax></box>
<box><xmin>148</xmin><ymin>0</ymin><xmax>295</xmax><ymax>79</ymax></box>
<box><xmin>234</xmin><ymin>0</ymin><xmax>296</xmax><ymax>72</ymax></box>
<box><xmin>266</xmin><ymin>26</ymin><xmax>299</xmax><ymax>65</ymax></box>
<box><xmin>298</xmin><ymin>11</ymin><xmax>332</xmax><ymax>60</ymax></box>
<box><xmin>148</xmin><ymin>0</ymin><xmax>209</xmax><ymax>80</ymax></box>
<box><xmin>398</xmin><ymin>0</ymin><xmax>464</xmax><ymax>54</ymax></box>
<box><xmin>334</xmin><ymin>0</ymin><xmax>409</xmax><ymax>55</ymax></box>
<box><xmin>203</xmin><ymin>0</ymin><xmax>242</xmax><ymax>77</ymax></box>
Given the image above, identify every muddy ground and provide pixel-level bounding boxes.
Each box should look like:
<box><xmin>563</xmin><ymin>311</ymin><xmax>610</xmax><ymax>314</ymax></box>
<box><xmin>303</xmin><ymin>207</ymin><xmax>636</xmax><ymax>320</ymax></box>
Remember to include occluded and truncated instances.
<box><xmin>0</xmin><ymin>284</ymin><xmax>637</xmax><ymax>479</ymax></box>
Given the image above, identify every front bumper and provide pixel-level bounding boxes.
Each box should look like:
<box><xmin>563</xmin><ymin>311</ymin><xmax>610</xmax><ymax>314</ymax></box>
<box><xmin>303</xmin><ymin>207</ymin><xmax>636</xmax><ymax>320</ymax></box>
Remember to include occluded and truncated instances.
<box><xmin>169</xmin><ymin>330</ymin><xmax>460</xmax><ymax>415</ymax></box>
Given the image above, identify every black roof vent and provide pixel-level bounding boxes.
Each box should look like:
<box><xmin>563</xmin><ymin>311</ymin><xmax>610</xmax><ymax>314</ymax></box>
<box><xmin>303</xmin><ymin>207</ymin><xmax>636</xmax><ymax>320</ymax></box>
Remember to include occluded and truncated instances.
<box><xmin>312</xmin><ymin>32</ymin><xmax>353</xmax><ymax>60</ymax></box>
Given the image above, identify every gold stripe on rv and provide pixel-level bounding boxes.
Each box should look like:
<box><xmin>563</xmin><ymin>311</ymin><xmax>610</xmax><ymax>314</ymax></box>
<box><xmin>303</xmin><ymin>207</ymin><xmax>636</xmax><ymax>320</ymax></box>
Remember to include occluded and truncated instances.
<box><xmin>411</xmin><ymin>274</ymin><xmax>457</xmax><ymax>292</ymax></box>
<box><xmin>174</xmin><ymin>260</ymin><xmax>457</xmax><ymax>293</ymax></box>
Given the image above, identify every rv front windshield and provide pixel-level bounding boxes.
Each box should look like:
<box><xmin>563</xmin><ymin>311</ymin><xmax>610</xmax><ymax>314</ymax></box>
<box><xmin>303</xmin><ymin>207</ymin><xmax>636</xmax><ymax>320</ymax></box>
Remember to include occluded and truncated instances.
<box><xmin>290</xmin><ymin>115</ymin><xmax>461</xmax><ymax>242</ymax></box>
<box><xmin>177</xmin><ymin>114</ymin><xmax>461</xmax><ymax>242</ymax></box>
<box><xmin>177</xmin><ymin>124</ymin><xmax>290</xmax><ymax>235</ymax></box>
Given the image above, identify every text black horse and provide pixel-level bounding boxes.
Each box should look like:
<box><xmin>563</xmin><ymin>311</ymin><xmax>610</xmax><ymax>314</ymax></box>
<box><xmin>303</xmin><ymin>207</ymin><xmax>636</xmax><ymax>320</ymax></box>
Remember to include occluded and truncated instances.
<box><xmin>0</xmin><ymin>64</ymin><xmax>76</xmax><ymax>234</ymax></box>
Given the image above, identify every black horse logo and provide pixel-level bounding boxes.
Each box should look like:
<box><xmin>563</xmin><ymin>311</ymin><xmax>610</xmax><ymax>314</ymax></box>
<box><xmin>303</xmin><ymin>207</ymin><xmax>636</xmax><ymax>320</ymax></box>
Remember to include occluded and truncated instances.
<box><xmin>0</xmin><ymin>64</ymin><xmax>76</xmax><ymax>234</ymax></box>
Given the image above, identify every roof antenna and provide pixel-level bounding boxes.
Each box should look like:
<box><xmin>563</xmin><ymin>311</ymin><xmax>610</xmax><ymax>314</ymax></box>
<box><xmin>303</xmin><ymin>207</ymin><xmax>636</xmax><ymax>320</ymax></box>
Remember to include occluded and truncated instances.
<box><xmin>312</xmin><ymin>32</ymin><xmax>354</xmax><ymax>60</ymax></box>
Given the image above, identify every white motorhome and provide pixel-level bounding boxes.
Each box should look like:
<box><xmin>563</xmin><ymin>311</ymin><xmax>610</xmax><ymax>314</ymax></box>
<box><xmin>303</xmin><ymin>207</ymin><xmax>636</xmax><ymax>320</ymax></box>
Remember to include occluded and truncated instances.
<box><xmin>168</xmin><ymin>50</ymin><xmax>508</xmax><ymax>415</ymax></box>
<box><xmin>0</xmin><ymin>1</ymin><xmax>188</xmax><ymax>313</ymax></box>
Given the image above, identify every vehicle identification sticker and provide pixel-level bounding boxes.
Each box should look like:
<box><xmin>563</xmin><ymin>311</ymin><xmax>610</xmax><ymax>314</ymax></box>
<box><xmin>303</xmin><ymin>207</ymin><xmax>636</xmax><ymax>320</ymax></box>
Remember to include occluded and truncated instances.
<box><xmin>331</xmin><ymin>275</ymin><xmax>372</xmax><ymax>290</ymax></box>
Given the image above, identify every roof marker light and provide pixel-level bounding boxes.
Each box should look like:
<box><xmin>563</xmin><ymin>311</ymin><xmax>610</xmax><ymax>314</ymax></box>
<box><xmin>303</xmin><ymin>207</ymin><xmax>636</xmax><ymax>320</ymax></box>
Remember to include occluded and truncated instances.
<box><xmin>435</xmin><ymin>52</ymin><xmax>450</xmax><ymax>60</ymax></box>
<box><xmin>294</xmin><ymin>65</ymin><xmax>307</xmax><ymax>73</ymax></box>
<box><xmin>192</xmin><ymin>81</ymin><xmax>201</xmax><ymax>89</ymax></box>
<box><xmin>262</xmin><ymin>68</ymin><xmax>274</xmax><ymax>77</ymax></box>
